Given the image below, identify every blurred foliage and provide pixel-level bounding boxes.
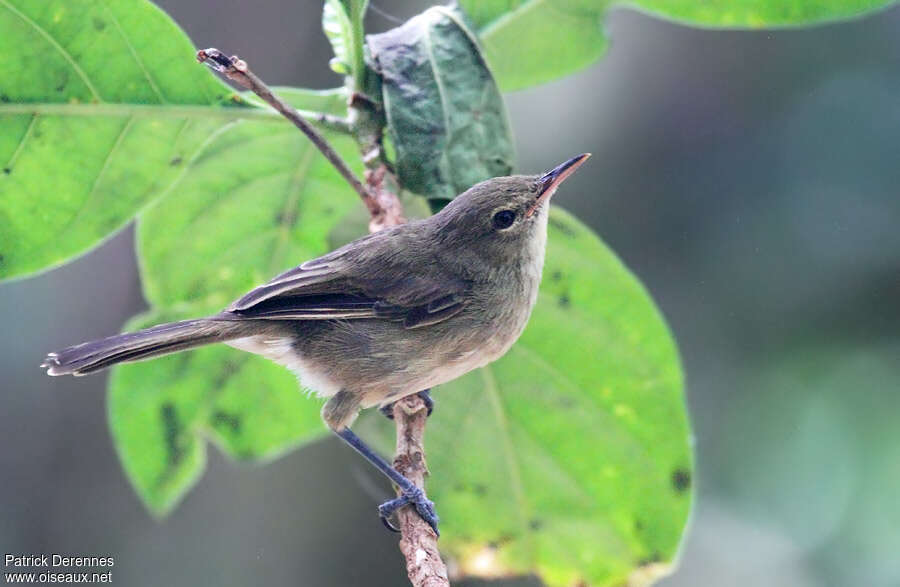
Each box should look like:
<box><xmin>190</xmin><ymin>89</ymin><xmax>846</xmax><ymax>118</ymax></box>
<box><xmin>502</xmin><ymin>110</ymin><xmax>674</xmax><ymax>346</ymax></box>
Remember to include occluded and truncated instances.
<box><xmin>460</xmin><ymin>0</ymin><xmax>899</xmax><ymax>91</ymax></box>
<box><xmin>720</xmin><ymin>344</ymin><xmax>900</xmax><ymax>586</ymax></box>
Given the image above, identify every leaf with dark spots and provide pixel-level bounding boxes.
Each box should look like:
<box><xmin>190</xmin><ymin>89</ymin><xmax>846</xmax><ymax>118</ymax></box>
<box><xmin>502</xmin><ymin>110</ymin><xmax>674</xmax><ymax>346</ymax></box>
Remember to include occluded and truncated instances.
<box><xmin>0</xmin><ymin>0</ymin><xmax>253</xmax><ymax>281</ymax></box>
<box><xmin>548</xmin><ymin>216</ymin><xmax>577</xmax><ymax>237</ymax></box>
<box><xmin>211</xmin><ymin>410</ymin><xmax>242</xmax><ymax>433</ymax></box>
<box><xmin>169</xmin><ymin>157</ymin><xmax>183</xmax><ymax>166</ymax></box>
<box><xmin>558</xmin><ymin>293</ymin><xmax>571</xmax><ymax>308</ymax></box>
<box><xmin>357</xmin><ymin>208</ymin><xmax>692</xmax><ymax>586</ymax></box>
<box><xmin>638</xmin><ymin>551</ymin><xmax>663</xmax><ymax>566</ymax></box>
<box><xmin>367</xmin><ymin>5</ymin><xmax>514</xmax><ymax>200</ymax></box>
<box><xmin>160</xmin><ymin>403</ymin><xmax>184</xmax><ymax>466</ymax></box>
<box><xmin>274</xmin><ymin>209</ymin><xmax>299</xmax><ymax>229</ymax></box>
<box><xmin>671</xmin><ymin>468</ymin><xmax>691</xmax><ymax>494</ymax></box>
<box><xmin>136</xmin><ymin>88</ymin><xmax>360</xmax><ymax>313</ymax></box>
<box><xmin>110</xmin><ymin>299</ymin><xmax>328</xmax><ymax>510</ymax></box>
<box><xmin>210</xmin><ymin>359</ymin><xmax>243</xmax><ymax>390</ymax></box>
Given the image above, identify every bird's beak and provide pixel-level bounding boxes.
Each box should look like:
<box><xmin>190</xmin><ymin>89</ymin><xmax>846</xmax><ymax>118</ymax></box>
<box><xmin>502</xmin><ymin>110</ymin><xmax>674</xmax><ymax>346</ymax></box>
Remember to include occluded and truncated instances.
<box><xmin>526</xmin><ymin>153</ymin><xmax>591</xmax><ymax>217</ymax></box>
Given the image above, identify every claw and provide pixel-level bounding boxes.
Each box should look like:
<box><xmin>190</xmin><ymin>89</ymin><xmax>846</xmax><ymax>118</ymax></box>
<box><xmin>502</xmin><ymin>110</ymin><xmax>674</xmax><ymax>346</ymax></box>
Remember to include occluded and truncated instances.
<box><xmin>381</xmin><ymin>516</ymin><xmax>401</xmax><ymax>533</ymax></box>
<box><xmin>419</xmin><ymin>389</ymin><xmax>435</xmax><ymax>417</ymax></box>
<box><xmin>379</xmin><ymin>389</ymin><xmax>435</xmax><ymax>421</ymax></box>
<box><xmin>377</xmin><ymin>484</ymin><xmax>440</xmax><ymax>535</ymax></box>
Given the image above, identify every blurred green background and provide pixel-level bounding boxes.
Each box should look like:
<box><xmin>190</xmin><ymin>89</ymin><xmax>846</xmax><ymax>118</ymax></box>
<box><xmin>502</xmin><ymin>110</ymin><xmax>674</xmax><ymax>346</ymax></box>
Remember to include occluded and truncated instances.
<box><xmin>2</xmin><ymin>1</ymin><xmax>899</xmax><ymax>585</ymax></box>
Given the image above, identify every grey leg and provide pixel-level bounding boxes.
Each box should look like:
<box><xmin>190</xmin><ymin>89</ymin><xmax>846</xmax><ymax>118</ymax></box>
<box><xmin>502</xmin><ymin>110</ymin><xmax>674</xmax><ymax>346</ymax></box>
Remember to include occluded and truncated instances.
<box><xmin>334</xmin><ymin>426</ymin><xmax>439</xmax><ymax>534</ymax></box>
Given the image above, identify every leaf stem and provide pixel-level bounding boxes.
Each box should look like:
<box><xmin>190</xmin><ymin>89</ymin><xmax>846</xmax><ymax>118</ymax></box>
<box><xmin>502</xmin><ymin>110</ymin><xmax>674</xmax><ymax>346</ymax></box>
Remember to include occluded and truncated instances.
<box><xmin>348</xmin><ymin>0</ymin><xmax>368</xmax><ymax>94</ymax></box>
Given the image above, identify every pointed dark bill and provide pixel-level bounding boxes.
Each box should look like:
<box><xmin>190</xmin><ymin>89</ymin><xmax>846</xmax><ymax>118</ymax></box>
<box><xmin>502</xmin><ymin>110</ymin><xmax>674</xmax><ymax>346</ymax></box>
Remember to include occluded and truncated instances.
<box><xmin>527</xmin><ymin>153</ymin><xmax>591</xmax><ymax>217</ymax></box>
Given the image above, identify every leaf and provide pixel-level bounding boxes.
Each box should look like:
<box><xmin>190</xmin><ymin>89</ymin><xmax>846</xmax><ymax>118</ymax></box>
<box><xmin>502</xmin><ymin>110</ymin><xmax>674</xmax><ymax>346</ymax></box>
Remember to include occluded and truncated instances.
<box><xmin>0</xmin><ymin>0</ymin><xmax>265</xmax><ymax>281</ymax></box>
<box><xmin>357</xmin><ymin>207</ymin><xmax>692</xmax><ymax>587</ymax></box>
<box><xmin>322</xmin><ymin>0</ymin><xmax>353</xmax><ymax>74</ymax></box>
<box><xmin>135</xmin><ymin>88</ymin><xmax>363</xmax><ymax>313</ymax></box>
<box><xmin>460</xmin><ymin>0</ymin><xmax>900</xmax><ymax>91</ymax></box>
<box><xmin>367</xmin><ymin>5</ymin><xmax>515</xmax><ymax>200</ymax></box>
<box><xmin>108</xmin><ymin>308</ymin><xmax>326</xmax><ymax>515</ymax></box>
<box><xmin>109</xmin><ymin>88</ymin><xmax>420</xmax><ymax>514</ymax></box>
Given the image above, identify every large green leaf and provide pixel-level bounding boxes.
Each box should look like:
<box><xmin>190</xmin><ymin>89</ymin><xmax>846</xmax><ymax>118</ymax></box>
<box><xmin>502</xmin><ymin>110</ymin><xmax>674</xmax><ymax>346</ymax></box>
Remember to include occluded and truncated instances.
<box><xmin>367</xmin><ymin>5</ymin><xmax>515</xmax><ymax>200</ymax></box>
<box><xmin>0</xmin><ymin>0</ymin><xmax>272</xmax><ymax>280</ymax></box>
<box><xmin>358</xmin><ymin>208</ymin><xmax>692</xmax><ymax>587</ymax></box>
<box><xmin>136</xmin><ymin>88</ymin><xmax>362</xmax><ymax>312</ymax></box>
<box><xmin>108</xmin><ymin>88</ymin><xmax>366</xmax><ymax>513</ymax></box>
<box><xmin>460</xmin><ymin>0</ymin><xmax>899</xmax><ymax>91</ymax></box>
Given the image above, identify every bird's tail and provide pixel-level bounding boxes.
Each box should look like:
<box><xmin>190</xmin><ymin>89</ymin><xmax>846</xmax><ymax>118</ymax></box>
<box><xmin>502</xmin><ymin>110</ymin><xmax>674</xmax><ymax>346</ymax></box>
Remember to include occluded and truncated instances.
<box><xmin>42</xmin><ymin>317</ymin><xmax>247</xmax><ymax>376</ymax></box>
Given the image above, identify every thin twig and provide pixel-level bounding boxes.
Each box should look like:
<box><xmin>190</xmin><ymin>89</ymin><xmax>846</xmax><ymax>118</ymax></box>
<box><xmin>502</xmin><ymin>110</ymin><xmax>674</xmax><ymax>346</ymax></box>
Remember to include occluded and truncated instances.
<box><xmin>197</xmin><ymin>48</ymin><xmax>371</xmax><ymax>209</ymax></box>
<box><xmin>309</xmin><ymin>111</ymin><xmax>354</xmax><ymax>134</ymax></box>
<box><xmin>197</xmin><ymin>46</ymin><xmax>445</xmax><ymax>587</ymax></box>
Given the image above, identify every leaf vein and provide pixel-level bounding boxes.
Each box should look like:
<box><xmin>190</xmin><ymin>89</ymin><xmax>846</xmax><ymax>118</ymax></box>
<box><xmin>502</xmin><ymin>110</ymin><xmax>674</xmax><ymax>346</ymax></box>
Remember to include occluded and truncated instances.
<box><xmin>55</xmin><ymin>116</ymin><xmax>136</xmax><ymax>243</ymax></box>
<box><xmin>3</xmin><ymin>113</ymin><xmax>37</xmax><ymax>170</ymax></box>
<box><xmin>104</xmin><ymin>5</ymin><xmax>167</xmax><ymax>103</ymax></box>
<box><xmin>480</xmin><ymin>366</ymin><xmax>536</xmax><ymax>560</ymax></box>
<box><xmin>0</xmin><ymin>0</ymin><xmax>103</xmax><ymax>101</ymax></box>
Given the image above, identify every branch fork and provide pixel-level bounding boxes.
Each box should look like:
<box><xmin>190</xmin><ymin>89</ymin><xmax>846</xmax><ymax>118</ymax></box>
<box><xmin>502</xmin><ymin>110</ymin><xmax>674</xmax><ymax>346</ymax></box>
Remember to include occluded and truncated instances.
<box><xmin>198</xmin><ymin>48</ymin><xmax>445</xmax><ymax>586</ymax></box>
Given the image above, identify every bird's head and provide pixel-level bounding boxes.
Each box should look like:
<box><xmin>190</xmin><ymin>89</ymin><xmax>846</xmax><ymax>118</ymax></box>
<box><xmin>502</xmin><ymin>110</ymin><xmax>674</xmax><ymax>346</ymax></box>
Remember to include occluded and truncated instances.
<box><xmin>431</xmin><ymin>154</ymin><xmax>590</xmax><ymax>266</ymax></box>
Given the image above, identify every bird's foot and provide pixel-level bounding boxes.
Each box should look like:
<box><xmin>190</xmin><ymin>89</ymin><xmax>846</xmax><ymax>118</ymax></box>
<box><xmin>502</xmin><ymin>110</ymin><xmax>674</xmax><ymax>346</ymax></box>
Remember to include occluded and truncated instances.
<box><xmin>379</xmin><ymin>389</ymin><xmax>434</xmax><ymax>420</ymax></box>
<box><xmin>378</xmin><ymin>481</ymin><xmax>440</xmax><ymax>535</ymax></box>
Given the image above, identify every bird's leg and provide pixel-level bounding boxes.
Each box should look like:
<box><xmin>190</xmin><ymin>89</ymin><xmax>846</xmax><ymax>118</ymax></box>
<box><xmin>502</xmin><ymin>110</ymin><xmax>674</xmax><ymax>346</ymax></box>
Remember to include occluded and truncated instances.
<box><xmin>334</xmin><ymin>426</ymin><xmax>439</xmax><ymax>535</ymax></box>
<box><xmin>379</xmin><ymin>389</ymin><xmax>434</xmax><ymax>420</ymax></box>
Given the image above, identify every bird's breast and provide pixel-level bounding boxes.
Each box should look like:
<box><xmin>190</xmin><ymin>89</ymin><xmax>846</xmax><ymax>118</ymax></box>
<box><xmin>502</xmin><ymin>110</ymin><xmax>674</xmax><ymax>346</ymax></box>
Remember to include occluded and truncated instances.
<box><xmin>467</xmin><ymin>253</ymin><xmax>544</xmax><ymax>365</ymax></box>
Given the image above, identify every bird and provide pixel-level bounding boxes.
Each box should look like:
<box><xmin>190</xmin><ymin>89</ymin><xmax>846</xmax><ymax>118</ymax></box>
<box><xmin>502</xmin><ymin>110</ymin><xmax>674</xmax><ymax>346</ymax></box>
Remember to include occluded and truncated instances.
<box><xmin>42</xmin><ymin>153</ymin><xmax>590</xmax><ymax>534</ymax></box>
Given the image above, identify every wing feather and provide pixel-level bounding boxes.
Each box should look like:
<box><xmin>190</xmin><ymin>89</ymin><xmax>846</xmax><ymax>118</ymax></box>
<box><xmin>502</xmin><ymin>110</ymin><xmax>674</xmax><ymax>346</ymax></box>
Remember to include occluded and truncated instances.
<box><xmin>227</xmin><ymin>228</ymin><xmax>471</xmax><ymax>327</ymax></box>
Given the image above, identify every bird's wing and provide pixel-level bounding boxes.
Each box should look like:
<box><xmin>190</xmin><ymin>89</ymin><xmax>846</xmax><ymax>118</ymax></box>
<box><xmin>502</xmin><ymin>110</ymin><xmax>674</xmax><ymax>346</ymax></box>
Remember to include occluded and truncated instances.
<box><xmin>227</xmin><ymin>234</ymin><xmax>470</xmax><ymax>328</ymax></box>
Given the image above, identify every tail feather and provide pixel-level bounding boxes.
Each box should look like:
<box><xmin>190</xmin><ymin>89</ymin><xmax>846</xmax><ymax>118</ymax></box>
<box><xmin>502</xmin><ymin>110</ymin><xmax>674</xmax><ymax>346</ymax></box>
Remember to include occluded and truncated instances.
<box><xmin>42</xmin><ymin>318</ymin><xmax>246</xmax><ymax>376</ymax></box>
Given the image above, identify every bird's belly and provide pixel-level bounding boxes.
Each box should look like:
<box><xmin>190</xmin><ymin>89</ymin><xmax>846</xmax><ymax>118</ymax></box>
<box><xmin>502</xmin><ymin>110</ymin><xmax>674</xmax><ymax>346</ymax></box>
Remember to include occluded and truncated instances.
<box><xmin>373</xmin><ymin>300</ymin><xmax>533</xmax><ymax>404</ymax></box>
<box><xmin>226</xmin><ymin>289</ymin><xmax>536</xmax><ymax>408</ymax></box>
<box><xmin>226</xmin><ymin>335</ymin><xmax>343</xmax><ymax>398</ymax></box>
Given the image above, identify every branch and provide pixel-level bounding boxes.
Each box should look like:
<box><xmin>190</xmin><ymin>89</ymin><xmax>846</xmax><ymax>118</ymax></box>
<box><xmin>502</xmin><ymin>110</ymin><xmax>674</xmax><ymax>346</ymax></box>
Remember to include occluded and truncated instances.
<box><xmin>390</xmin><ymin>395</ymin><xmax>450</xmax><ymax>587</ymax></box>
<box><xmin>198</xmin><ymin>46</ymin><xmax>445</xmax><ymax>586</ymax></box>
<box><xmin>359</xmin><ymin>118</ymin><xmax>443</xmax><ymax>584</ymax></box>
<box><xmin>197</xmin><ymin>48</ymin><xmax>371</xmax><ymax>212</ymax></box>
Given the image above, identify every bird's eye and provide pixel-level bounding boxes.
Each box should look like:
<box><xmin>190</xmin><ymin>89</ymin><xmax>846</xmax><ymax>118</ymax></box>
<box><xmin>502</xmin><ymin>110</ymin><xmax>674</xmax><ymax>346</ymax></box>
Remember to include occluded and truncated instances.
<box><xmin>492</xmin><ymin>209</ymin><xmax>516</xmax><ymax>230</ymax></box>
